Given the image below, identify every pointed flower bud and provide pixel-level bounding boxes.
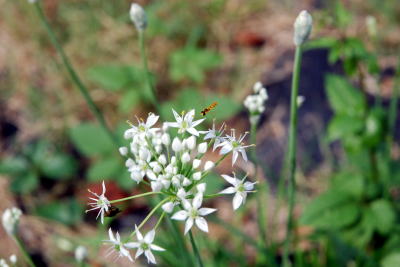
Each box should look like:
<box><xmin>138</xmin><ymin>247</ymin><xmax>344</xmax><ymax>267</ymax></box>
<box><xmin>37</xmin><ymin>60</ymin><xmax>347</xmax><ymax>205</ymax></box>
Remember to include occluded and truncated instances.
<box><xmin>162</xmin><ymin>202</ymin><xmax>175</xmax><ymax>213</ymax></box>
<box><xmin>119</xmin><ymin>146</ymin><xmax>128</xmax><ymax>156</ymax></box>
<box><xmin>293</xmin><ymin>10</ymin><xmax>312</xmax><ymax>46</ymax></box>
<box><xmin>192</xmin><ymin>159</ymin><xmax>201</xmax><ymax>169</ymax></box>
<box><xmin>129</xmin><ymin>3</ymin><xmax>147</xmax><ymax>31</ymax></box>
<box><xmin>204</xmin><ymin>161</ymin><xmax>214</xmax><ymax>171</ymax></box>
<box><xmin>172</xmin><ymin>137</ymin><xmax>182</xmax><ymax>152</ymax></box>
<box><xmin>186</xmin><ymin>136</ymin><xmax>196</xmax><ymax>150</ymax></box>
<box><xmin>193</xmin><ymin>172</ymin><xmax>202</xmax><ymax>180</ymax></box>
<box><xmin>198</xmin><ymin>142</ymin><xmax>207</xmax><ymax>154</ymax></box>
<box><xmin>181</xmin><ymin>152</ymin><xmax>191</xmax><ymax>164</ymax></box>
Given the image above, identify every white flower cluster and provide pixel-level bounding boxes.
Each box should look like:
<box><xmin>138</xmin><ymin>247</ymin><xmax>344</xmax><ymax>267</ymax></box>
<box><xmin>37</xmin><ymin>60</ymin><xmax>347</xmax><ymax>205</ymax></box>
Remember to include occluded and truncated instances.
<box><xmin>2</xmin><ymin>207</ymin><xmax>22</xmax><ymax>236</ymax></box>
<box><xmin>243</xmin><ymin>82</ymin><xmax>268</xmax><ymax>124</ymax></box>
<box><xmin>86</xmin><ymin>108</ymin><xmax>255</xmax><ymax>264</ymax></box>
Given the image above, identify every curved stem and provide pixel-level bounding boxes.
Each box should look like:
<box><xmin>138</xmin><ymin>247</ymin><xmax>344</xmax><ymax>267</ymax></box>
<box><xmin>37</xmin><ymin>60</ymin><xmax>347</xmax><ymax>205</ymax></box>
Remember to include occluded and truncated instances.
<box><xmin>283</xmin><ymin>46</ymin><xmax>303</xmax><ymax>267</ymax></box>
<box><xmin>14</xmin><ymin>236</ymin><xmax>36</xmax><ymax>267</ymax></box>
<box><xmin>109</xmin><ymin>191</ymin><xmax>160</xmax><ymax>204</ymax></box>
<box><xmin>33</xmin><ymin>2</ymin><xmax>119</xmax><ymax>147</ymax></box>
<box><xmin>188</xmin><ymin>230</ymin><xmax>204</xmax><ymax>267</ymax></box>
<box><xmin>138</xmin><ymin>31</ymin><xmax>159</xmax><ymax>109</ymax></box>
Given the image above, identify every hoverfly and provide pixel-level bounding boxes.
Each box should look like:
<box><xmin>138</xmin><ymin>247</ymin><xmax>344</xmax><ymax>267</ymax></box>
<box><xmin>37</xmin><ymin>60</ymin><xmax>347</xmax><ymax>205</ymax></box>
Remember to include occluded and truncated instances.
<box><xmin>200</xmin><ymin>102</ymin><xmax>218</xmax><ymax>116</ymax></box>
<box><xmin>104</xmin><ymin>205</ymin><xmax>121</xmax><ymax>218</ymax></box>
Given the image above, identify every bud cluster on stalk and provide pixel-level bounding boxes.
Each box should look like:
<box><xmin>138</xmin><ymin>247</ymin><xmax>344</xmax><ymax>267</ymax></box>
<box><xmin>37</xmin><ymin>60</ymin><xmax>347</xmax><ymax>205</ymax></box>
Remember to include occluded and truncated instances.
<box><xmin>244</xmin><ymin>81</ymin><xmax>268</xmax><ymax>124</ymax></box>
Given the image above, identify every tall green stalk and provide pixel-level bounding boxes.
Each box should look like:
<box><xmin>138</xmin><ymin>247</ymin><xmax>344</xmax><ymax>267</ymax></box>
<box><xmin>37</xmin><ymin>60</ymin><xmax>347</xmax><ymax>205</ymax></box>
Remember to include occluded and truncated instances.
<box><xmin>188</xmin><ymin>230</ymin><xmax>204</xmax><ymax>267</ymax></box>
<box><xmin>283</xmin><ymin>46</ymin><xmax>303</xmax><ymax>267</ymax></box>
<box><xmin>33</xmin><ymin>3</ymin><xmax>118</xmax><ymax>147</ymax></box>
<box><xmin>388</xmin><ymin>55</ymin><xmax>400</xmax><ymax>140</ymax></box>
<box><xmin>138</xmin><ymin>31</ymin><xmax>159</xmax><ymax>109</ymax></box>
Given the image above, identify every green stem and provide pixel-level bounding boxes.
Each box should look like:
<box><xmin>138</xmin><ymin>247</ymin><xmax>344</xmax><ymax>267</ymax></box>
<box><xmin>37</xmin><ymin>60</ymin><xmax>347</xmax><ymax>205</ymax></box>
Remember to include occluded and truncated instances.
<box><xmin>250</xmin><ymin>122</ymin><xmax>268</xmax><ymax>247</ymax></box>
<box><xmin>138</xmin><ymin>31</ymin><xmax>158</xmax><ymax>108</ymax></box>
<box><xmin>283</xmin><ymin>46</ymin><xmax>303</xmax><ymax>267</ymax></box>
<box><xmin>128</xmin><ymin>198</ymin><xmax>169</xmax><ymax>239</ymax></box>
<box><xmin>388</xmin><ymin>55</ymin><xmax>400</xmax><ymax>141</ymax></box>
<box><xmin>14</xmin><ymin>236</ymin><xmax>36</xmax><ymax>267</ymax></box>
<box><xmin>109</xmin><ymin>191</ymin><xmax>160</xmax><ymax>204</ymax></box>
<box><xmin>188</xmin><ymin>230</ymin><xmax>204</xmax><ymax>267</ymax></box>
<box><xmin>155</xmin><ymin>212</ymin><xmax>166</xmax><ymax>230</ymax></box>
<box><xmin>33</xmin><ymin>3</ymin><xmax>118</xmax><ymax>147</ymax></box>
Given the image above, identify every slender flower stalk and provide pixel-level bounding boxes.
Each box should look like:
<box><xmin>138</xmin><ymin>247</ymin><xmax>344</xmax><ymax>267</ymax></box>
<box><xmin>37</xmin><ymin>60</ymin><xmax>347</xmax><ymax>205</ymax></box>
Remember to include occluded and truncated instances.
<box><xmin>283</xmin><ymin>11</ymin><xmax>312</xmax><ymax>266</ymax></box>
<box><xmin>139</xmin><ymin>31</ymin><xmax>158</xmax><ymax>107</ymax></box>
<box><xmin>32</xmin><ymin>2</ymin><xmax>118</xmax><ymax>147</ymax></box>
<box><xmin>188</xmin><ymin>230</ymin><xmax>204</xmax><ymax>267</ymax></box>
<box><xmin>15</xmin><ymin>237</ymin><xmax>36</xmax><ymax>267</ymax></box>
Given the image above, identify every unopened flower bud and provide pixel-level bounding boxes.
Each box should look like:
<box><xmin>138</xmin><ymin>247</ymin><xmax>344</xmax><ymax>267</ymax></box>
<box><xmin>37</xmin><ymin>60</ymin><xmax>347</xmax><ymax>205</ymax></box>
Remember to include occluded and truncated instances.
<box><xmin>186</xmin><ymin>136</ymin><xmax>196</xmax><ymax>150</ymax></box>
<box><xmin>192</xmin><ymin>159</ymin><xmax>201</xmax><ymax>169</ymax></box>
<box><xmin>2</xmin><ymin>207</ymin><xmax>22</xmax><ymax>236</ymax></box>
<box><xmin>193</xmin><ymin>172</ymin><xmax>202</xmax><ymax>181</ymax></box>
<box><xmin>125</xmin><ymin>158</ymin><xmax>134</xmax><ymax>167</ymax></box>
<box><xmin>204</xmin><ymin>161</ymin><xmax>214</xmax><ymax>171</ymax></box>
<box><xmin>139</xmin><ymin>148</ymin><xmax>150</xmax><ymax>161</ymax></box>
<box><xmin>172</xmin><ymin>137</ymin><xmax>182</xmax><ymax>152</ymax></box>
<box><xmin>196</xmin><ymin>183</ymin><xmax>206</xmax><ymax>194</ymax></box>
<box><xmin>119</xmin><ymin>146</ymin><xmax>128</xmax><ymax>156</ymax></box>
<box><xmin>297</xmin><ymin>95</ymin><xmax>305</xmax><ymax>107</ymax></box>
<box><xmin>198</xmin><ymin>142</ymin><xmax>207</xmax><ymax>154</ymax></box>
<box><xmin>74</xmin><ymin>246</ymin><xmax>87</xmax><ymax>263</ymax></box>
<box><xmin>161</xmin><ymin>133</ymin><xmax>170</xmax><ymax>145</ymax></box>
<box><xmin>182</xmin><ymin>177</ymin><xmax>192</xmax><ymax>186</ymax></box>
<box><xmin>293</xmin><ymin>10</ymin><xmax>312</xmax><ymax>46</ymax></box>
<box><xmin>151</xmin><ymin>181</ymin><xmax>163</xmax><ymax>192</ymax></box>
<box><xmin>181</xmin><ymin>152</ymin><xmax>191</xmax><ymax>164</ymax></box>
<box><xmin>158</xmin><ymin>155</ymin><xmax>167</xmax><ymax>165</ymax></box>
<box><xmin>177</xmin><ymin>188</ymin><xmax>187</xmax><ymax>199</ymax></box>
<box><xmin>129</xmin><ymin>3</ymin><xmax>147</xmax><ymax>31</ymax></box>
<box><xmin>162</xmin><ymin>202</ymin><xmax>174</xmax><ymax>213</ymax></box>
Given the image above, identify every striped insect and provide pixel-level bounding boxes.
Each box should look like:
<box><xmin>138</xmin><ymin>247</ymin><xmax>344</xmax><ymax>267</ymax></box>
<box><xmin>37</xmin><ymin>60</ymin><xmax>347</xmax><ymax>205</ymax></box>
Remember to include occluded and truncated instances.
<box><xmin>200</xmin><ymin>102</ymin><xmax>218</xmax><ymax>116</ymax></box>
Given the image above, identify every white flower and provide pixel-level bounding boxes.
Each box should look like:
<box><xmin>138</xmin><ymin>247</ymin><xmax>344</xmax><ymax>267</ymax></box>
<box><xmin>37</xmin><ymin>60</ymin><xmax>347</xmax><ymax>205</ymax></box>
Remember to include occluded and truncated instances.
<box><xmin>166</xmin><ymin>109</ymin><xmax>204</xmax><ymax>136</ymax></box>
<box><xmin>129</xmin><ymin>3</ymin><xmax>147</xmax><ymax>31</ymax></box>
<box><xmin>219</xmin><ymin>173</ymin><xmax>256</xmax><ymax>210</ymax></box>
<box><xmin>124</xmin><ymin>113</ymin><xmax>159</xmax><ymax>140</ymax></box>
<box><xmin>217</xmin><ymin>130</ymin><xmax>251</xmax><ymax>166</ymax></box>
<box><xmin>171</xmin><ymin>194</ymin><xmax>216</xmax><ymax>234</ymax></box>
<box><xmin>244</xmin><ymin>82</ymin><xmax>268</xmax><ymax>121</ymax></box>
<box><xmin>104</xmin><ymin>228</ymin><xmax>133</xmax><ymax>262</ymax></box>
<box><xmin>200</xmin><ymin>122</ymin><xmax>226</xmax><ymax>151</ymax></box>
<box><xmin>125</xmin><ymin>226</ymin><xmax>165</xmax><ymax>264</ymax></box>
<box><xmin>293</xmin><ymin>10</ymin><xmax>313</xmax><ymax>46</ymax></box>
<box><xmin>75</xmin><ymin>246</ymin><xmax>87</xmax><ymax>263</ymax></box>
<box><xmin>86</xmin><ymin>181</ymin><xmax>111</xmax><ymax>224</ymax></box>
<box><xmin>2</xmin><ymin>207</ymin><xmax>22</xmax><ymax>236</ymax></box>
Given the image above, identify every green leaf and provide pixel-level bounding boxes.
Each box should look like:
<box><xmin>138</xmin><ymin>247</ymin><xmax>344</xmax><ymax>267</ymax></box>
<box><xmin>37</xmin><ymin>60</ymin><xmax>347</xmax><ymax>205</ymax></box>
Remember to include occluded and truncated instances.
<box><xmin>69</xmin><ymin>123</ymin><xmax>114</xmax><ymax>156</ymax></box>
<box><xmin>203</xmin><ymin>172</ymin><xmax>225</xmax><ymax>195</ymax></box>
<box><xmin>169</xmin><ymin>48</ymin><xmax>222</xmax><ymax>83</ymax></box>
<box><xmin>300</xmin><ymin>190</ymin><xmax>359</xmax><ymax>229</ymax></box>
<box><xmin>205</xmin><ymin>95</ymin><xmax>241</xmax><ymax>121</ymax></box>
<box><xmin>325</xmin><ymin>74</ymin><xmax>366</xmax><ymax>117</ymax></box>
<box><xmin>118</xmin><ymin>90</ymin><xmax>141</xmax><ymax>113</ymax></box>
<box><xmin>0</xmin><ymin>157</ymin><xmax>29</xmax><ymax>175</ymax></box>
<box><xmin>35</xmin><ymin>199</ymin><xmax>83</xmax><ymax>226</ymax></box>
<box><xmin>331</xmin><ymin>172</ymin><xmax>364</xmax><ymax>199</ymax></box>
<box><xmin>370</xmin><ymin>199</ymin><xmax>396</xmax><ymax>235</ymax></box>
<box><xmin>10</xmin><ymin>172</ymin><xmax>39</xmax><ymax>194</ymax></box>
<box><xmin>381</xmin><ymin>253</ymin><xmax>400</xmax><ymax>267</ymax></box>
<box><xmin>335</xmin><ymin>0</ymin><xmax>352</xmax><ymax>28</ymax></box>
<box><xmin>39</xmin><ymin>154</ymin><xmax>78</xmax><ymax>180</ymax></box>
<box><xmin>327</xmin><ymin>114</ymin><xmax>364</xmax><ymax>141</ymax></box>
<box><xmin>87</xmin><ymin>157</ymin><xmax>121</xmax><ymax>181</ymax></box>
<box><xmin>304</xmin><ymin>37</ymin><xmax>338</xmax><ymax>50</ymax></box>
<box><xmin>87</xmin><ymin>65</ymin><xmax>134</xmax><ymax>91</ymax></box>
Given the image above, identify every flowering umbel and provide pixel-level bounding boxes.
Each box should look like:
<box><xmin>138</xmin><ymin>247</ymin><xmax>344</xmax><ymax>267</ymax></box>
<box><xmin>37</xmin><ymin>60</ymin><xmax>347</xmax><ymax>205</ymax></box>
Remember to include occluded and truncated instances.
<box><xmin>86</xmin><ymin>109</ymin><xmax>255</xmax><ymax>264</ymax></box>
<box><xmin>293</xmin><ymin>10</ymin><xmax>313</xmax><ymax>46</ymax></box>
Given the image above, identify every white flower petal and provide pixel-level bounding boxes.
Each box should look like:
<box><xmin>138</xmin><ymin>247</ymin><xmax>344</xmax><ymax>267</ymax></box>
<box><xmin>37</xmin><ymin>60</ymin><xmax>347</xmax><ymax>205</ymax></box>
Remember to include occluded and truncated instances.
<box><xmin>221</xmin><ymin>174</ymin><xmax>237</xmax><ymax>185</ymax></box>
<box><xmin>144</xmin><ymin>229</ymin><xmax>155</xmax><ymax>243</ymax></box>
<box><xmin>135</xmin><ymin>248</ymin><xmax>144</xmax><ymax>259</ymax></box>
<box><xmin>198</xmin><ymin>208</ymin><xmax>216</xmax><ymax>216</ymax></box>
<box><xmin>145</xmin><ymin>249</ymin><xmax>156</xmax><ymax>264</ymax></box>
<box><xmin>233</xmin><ymin>193</ymin><xmax>244</xmax><ymax>210</ymax></box>
<box><xmin>219</xmin><ymin>187</ymin><xmax>236</xmax><ymax>195</ymax></box>
<box><xmin>192</xmin><ymin>194</ymin><xmax>203</xmax><ymax>209</ymax></box>
<box><xmin>187</xmin><ymin>127</ymin><xmax>199</xmax><ymax>136</ymax></box>
<box><xmin>135</xmin><ymin>225</ymin><xmax>143</xmax><ymax>241</ymax></box>
<box><xmin>150</xmin><ymin>244</ymin><xmax>165</xmax><ymax>251</ymax></box>
<box><xmin>195</xmin><ymin>217</ymin><xmax>209</xmax><ymax>233</ymax></box>
<box><xmin>124</xmin><ymin>242</ymin><xmax>140</xmax><ymax>249</ymax></box>
<box><xmin>171</xmin><ymin>210</ymin><xmax>188</xmax><ymax>221</ymax></box>
<box><xmin>184</xmin><ymin>217</ymin><xmax>194</xmax><ymax>235</ymax></box>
